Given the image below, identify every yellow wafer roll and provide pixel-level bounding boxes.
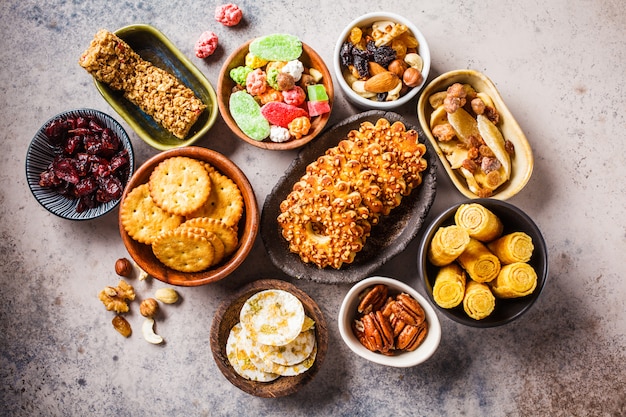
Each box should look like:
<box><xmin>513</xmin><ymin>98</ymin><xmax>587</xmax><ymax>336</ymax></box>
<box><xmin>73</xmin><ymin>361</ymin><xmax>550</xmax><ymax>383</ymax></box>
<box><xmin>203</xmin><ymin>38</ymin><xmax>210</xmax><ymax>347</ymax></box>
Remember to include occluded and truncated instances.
<box><xmin>490</xmin><ymin>262</ymin><xmax>537</xmax><ymax>298</ymax></box>
<box><xmin>463</xmin><ymin>280</ymin><xmax>495</xmax><ymax>320</ymax></box>
<box><xmin>454</xmin><ymin>203</ymin><xmax>503</xmax><ymax>242</ymax></box>
<box><xmin>427</xmin><ymin>225</ymin><xmax>470</xmax><ymax>266</ymax></box>
<box><xmin>457</xmin><ymin>238</ymin><xmax>501</xmax><ymax>283</ymax></box>
<box><xmin>433</xmin><ymin>263</ymin><xmax>466</xmax><ymax>308</ymax></box>
<box><xmin>487</xmin><ymin>232</ymin><xmax>534</xmax><ymax>264</ymax></box>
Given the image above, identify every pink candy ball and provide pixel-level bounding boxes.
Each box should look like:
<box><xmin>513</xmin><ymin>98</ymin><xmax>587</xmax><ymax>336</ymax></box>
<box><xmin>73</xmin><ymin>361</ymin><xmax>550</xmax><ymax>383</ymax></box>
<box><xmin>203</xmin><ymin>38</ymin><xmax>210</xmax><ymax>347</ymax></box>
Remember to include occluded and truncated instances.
<box><xmin>194</xmin><ymin>31</ymin><xmax>218</xmax><ymax>58</ymax></box>
<box><xmin>282</xmin><ymin>86</ymin><xmax>306</xmax><ymax>106</ymax></box>
<box><xmin>215</xmin><ymin>3</ymin><xmax>243</xmax><ymax>27</ymax></box>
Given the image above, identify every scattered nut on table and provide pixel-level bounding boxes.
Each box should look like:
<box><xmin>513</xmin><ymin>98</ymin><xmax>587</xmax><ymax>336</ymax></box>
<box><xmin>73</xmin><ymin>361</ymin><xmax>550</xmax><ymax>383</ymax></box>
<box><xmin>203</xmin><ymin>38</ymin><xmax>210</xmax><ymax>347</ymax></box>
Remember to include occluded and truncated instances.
<box><xmin>139</xmin><ymin>298</ymin><xmax>159</xmax><ymax>318</ymax></box>
<box><xmin>98</xmin><ymin>280</ymin><xmax>135</xmax><ymax>313</ymax></box>
<box><xmin>114</xmin><ymin>258</ymin><xmax>133</xmax><ymax>277</ymax></box>
<box><xmin>142</xmin><ymin>318</ymin><xmax>164</xmax><ymax>344</ymax></box>
<box><xmin>155</xmin><ymin>288</ymin><xmax>179</xmax><ymax>304</ymax></box>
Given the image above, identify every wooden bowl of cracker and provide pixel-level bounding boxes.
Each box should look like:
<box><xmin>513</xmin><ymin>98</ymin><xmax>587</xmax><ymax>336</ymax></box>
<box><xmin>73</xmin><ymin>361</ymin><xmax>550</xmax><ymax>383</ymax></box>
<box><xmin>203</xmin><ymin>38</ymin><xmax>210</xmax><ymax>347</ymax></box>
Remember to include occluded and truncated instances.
<box><xmin>118</xmin><ymin>146</ymin><xmax>258</xmax><ymax>286</ymax></box>
<box><xmin>210</xmin><ymin>279</ymin><xmax>328</xmax><ymax>397</ymax></box>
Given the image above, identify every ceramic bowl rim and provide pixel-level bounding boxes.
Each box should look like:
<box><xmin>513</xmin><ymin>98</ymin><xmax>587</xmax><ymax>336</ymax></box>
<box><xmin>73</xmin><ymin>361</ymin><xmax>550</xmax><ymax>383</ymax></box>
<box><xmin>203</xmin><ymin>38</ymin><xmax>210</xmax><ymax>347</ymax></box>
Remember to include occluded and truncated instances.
<box><xmin>333</xmin><ymin>11</ymin><xmax>431</xmax><ymax>110</ymax></box>
<box><xmin>338</xmin><ymin>275</ymin><xmax>441</xmax><ymax>367</ymax></box>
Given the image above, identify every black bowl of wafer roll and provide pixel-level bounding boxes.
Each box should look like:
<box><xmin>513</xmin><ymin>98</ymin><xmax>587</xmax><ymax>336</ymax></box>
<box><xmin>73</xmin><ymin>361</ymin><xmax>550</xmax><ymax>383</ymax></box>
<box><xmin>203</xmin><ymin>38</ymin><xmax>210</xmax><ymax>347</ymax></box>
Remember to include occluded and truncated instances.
<box><xmin>417</xmin><ymin>199</ymin><xmax>547</xmax><ymax>327</ymax></box>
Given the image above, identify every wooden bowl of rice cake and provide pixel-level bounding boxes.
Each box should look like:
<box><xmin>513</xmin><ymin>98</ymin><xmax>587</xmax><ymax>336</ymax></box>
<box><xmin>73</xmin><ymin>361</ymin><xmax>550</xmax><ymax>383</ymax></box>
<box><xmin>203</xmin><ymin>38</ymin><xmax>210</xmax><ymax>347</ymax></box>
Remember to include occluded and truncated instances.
<box><xmin>210</xmin><ymin>279</ymin><xmax>328</xmax><ymax>397</ymax></box>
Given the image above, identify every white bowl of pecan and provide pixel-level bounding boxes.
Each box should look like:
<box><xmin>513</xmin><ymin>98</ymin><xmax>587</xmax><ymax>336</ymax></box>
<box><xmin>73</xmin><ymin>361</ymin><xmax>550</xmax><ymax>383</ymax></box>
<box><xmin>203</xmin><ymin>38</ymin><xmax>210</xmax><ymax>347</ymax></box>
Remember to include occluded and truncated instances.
<box><xmin>338</xmin><ymin>276</ymin><xmax>441</xmax><ymax>367</ymax></box>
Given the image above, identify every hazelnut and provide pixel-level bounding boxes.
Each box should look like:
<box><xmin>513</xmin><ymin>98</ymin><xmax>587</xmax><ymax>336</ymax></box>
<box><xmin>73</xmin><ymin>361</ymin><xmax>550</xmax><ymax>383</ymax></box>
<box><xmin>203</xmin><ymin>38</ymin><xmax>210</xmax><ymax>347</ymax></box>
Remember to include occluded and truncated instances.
<box><xmin>387</xmin><ymin>59</ymin><xmax>407</xmax><ymax>78</ymax></box>
<box><xmin>140</xmin><ymin>298</ymin><xmax>159</xmax><ymax>318</ymax></box>
<box><xmin>402</xmin><ymin>67</ymin><xmax>424</xmax><ymax>88</ymax></box>
<box><xmin>115</xmin><ymin>258</ymin><xmax>133</xmax><ymax>277</ymax></box>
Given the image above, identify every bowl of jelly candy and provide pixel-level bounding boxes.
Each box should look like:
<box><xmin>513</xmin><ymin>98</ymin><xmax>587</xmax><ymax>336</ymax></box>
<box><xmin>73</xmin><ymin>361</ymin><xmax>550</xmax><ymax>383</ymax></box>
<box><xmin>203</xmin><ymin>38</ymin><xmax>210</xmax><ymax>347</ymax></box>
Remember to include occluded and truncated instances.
<box><xmin>334</xmin><ymin>12</ymin><xmax>430</xmax><ymax>110</ymax></box>
<box><xmin>217</xmin><ymin>34</ymin><xmax>334</xmax><ymax>150</ymax></box>
<box><xmin>26</xmin><ymin>108</ymin><xmax>134</xmax><ymax>220</ymax></box>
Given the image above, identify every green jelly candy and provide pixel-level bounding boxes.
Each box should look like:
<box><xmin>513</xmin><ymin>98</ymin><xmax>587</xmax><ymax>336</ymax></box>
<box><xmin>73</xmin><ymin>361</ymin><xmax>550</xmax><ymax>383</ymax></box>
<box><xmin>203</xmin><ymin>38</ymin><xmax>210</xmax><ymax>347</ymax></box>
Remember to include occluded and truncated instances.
<box><xmin>266</xmin><ymin>67</ymin><xmax>280</xmax><ymax>90</ymax></box>
<box><xmin>307</xmin><ymin>84</ymin><xmax>328</xmax><ymax>102</ymax></box>
<box><xmin>230</xmin><ymin>66</ymin><xmax>253</xmax><ymax>86</ymax></box>
<box><xmin>249</xmin><ymin>33</ymin><xmax>302</xmax><ymax>61</ymax></box>
<box><xmin>229</xmin><ymin>91</ymin><xmax>270</xmax><ymax>141</ymax></box>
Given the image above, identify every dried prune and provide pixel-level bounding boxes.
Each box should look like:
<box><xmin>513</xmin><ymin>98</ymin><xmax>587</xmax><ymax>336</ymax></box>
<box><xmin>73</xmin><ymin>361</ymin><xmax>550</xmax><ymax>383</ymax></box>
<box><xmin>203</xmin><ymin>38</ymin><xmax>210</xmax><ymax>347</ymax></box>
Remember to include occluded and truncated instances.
<box><xmin>340</xmin><ymin>41</ymin><xmax>354</xmax><ymax>67</ymax></box>
<box><xmin>38</xmin><ymin>114</ymin><xmax>129</xmax><ymax>213</ymax></box>
<box><xmin>369</xmin><ymin>42</ymin><xmax>396</xmax><ymax>68</ymax></box>
<box><xmin>353</xmin><ymin>55</ymin><xmax>369</xmax><ymax>78</ymax></box>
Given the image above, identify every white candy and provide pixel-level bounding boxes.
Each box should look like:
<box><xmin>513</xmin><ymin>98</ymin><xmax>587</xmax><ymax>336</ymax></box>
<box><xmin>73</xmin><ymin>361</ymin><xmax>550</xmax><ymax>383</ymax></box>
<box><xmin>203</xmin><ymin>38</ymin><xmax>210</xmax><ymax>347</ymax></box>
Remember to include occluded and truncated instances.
<box><xmin>269</xmin><ymin>125</ymin><xmax>291</xmax><ymax>143</ymax></box>
<box><xmin>281</xmin><ymin>59</ymin><xmax>304</xmax><ymax>82</ymax></box>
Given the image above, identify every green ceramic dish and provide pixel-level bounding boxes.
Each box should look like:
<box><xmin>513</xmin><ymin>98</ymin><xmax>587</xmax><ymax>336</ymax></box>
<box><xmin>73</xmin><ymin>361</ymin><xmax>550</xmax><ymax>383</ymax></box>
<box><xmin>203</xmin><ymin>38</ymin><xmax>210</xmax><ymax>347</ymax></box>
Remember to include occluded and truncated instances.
<box><xmin>93</xmin><ymin>24</ymin><xmax>218</xmax><ymax>151</ymax></box>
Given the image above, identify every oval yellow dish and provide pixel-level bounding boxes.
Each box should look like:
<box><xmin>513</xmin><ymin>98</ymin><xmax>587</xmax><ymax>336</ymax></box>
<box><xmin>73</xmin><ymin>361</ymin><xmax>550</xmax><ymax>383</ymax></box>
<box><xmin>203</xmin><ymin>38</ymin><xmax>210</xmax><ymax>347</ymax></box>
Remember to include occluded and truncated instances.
<box><xmin>417</xmin><ymin>69</ymin><xmax>533</xmax><ymax>200</ymax></box>
<box><xmin>92</xmin><ymin>24</ymin><xmax>218</xmax><ymax>151</ymax></box>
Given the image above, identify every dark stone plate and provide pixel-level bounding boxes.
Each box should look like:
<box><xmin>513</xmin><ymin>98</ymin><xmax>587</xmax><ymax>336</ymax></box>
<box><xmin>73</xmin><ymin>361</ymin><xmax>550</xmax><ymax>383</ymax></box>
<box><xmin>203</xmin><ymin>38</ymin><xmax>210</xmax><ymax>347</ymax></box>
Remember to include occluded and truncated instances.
<box><xmin>261</xmin><ymin>110</ymin><xmax>437</xmax><ymax>284</ymax></box>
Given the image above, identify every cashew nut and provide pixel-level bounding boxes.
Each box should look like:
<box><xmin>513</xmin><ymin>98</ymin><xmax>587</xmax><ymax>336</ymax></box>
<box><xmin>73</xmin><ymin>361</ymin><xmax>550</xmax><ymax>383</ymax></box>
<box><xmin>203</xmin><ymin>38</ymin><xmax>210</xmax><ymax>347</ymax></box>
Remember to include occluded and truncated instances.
<box><xmin>141</xmin><ymin>318</ymin><xmax>163</xmax><ymax>344</ymax></box>
<box><xmin>404</xmin><ymin>53</ymin><xmax>424</xmax><ymax>71</ymax></box>
<box><xmin>351</xmin><ymin>80</ymin><xmax>377</xmax><ymax>98</ymax></box>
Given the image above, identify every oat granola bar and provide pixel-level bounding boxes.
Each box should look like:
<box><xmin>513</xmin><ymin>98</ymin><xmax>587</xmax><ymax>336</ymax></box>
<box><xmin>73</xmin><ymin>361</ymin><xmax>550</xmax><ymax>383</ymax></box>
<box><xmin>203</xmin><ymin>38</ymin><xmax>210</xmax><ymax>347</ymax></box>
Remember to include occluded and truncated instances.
<box><xmin>79</xmin><ymin>29</ymin><xmax>206</xmax><ymax>139</ymax></box>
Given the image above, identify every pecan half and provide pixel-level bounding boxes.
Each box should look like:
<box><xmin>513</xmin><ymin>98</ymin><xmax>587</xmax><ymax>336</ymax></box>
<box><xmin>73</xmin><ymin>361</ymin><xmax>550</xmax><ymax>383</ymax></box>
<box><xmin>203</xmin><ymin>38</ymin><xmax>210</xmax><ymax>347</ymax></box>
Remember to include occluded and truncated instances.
<box><xmin>359</xmin><ymin>311</ymin><xmax>394</xmax><ymax>354</ymax></box>
<box><xmin>391</xmin><ymin>293</ymin><xmax>426</xmax><ymax>327</ymax></box>
<box><xmin>357</xmin><ymin>284</ymin><xmax>388</xmax><ymax>314</ymax></box>
<box><xmin>396</xmin><ymin>322</ymin><xmax>428</xmax><ymax>351</ymax></box>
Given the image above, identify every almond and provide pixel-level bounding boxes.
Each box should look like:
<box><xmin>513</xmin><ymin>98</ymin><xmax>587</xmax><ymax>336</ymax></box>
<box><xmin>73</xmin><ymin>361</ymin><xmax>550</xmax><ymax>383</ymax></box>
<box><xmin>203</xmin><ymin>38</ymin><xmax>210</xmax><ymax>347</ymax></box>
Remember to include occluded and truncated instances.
<box><xmin>363</xmin><ymin>72</ymin><xmax>400</xmax><ymax>93</ymax></box>
<box><xmin>367</xmin><ymin>61</ymin><xmax>388</xmax><ymax>75</ymax></box>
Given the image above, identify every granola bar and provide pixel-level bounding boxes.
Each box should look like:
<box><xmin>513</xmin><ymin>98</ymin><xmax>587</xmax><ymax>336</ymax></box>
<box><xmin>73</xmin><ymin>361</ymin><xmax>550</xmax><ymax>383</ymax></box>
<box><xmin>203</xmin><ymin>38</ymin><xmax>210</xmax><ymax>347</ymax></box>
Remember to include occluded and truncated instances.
<box><xmin>79</xmin><ymin>29</ymin><xmax>206</xmax><ymax>139</ymax></box>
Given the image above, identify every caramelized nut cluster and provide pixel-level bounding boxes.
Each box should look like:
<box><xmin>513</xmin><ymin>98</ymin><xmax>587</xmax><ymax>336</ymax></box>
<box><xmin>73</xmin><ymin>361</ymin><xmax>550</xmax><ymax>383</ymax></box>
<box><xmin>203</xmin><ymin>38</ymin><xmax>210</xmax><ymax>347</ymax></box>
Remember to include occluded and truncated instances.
<box><xmin>352</xmin><ymin>284</ymin><xmax>428</xmax><ymax>355</ymax></box>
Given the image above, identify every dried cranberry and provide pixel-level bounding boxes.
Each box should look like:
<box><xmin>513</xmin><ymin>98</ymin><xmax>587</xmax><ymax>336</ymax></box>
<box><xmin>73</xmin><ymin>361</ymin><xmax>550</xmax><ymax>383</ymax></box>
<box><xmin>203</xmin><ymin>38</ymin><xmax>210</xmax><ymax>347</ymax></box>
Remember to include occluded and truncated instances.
<box><xmin>83</xmin><ymin>134</ymin><xmax>102</xmax><ymax>155</ymax></box>
<box><xmin>99</xmin><ymin>128</ymin><xmax>120</xmax><ymax>156</ymax></box>
<box><xmin>109</xmin><ymin>150</ymin><xmax>129</xmax><ymax>173</ymax></box>
<box><xmin>52</xmin><ymin>157</ymin><xmax>80</xmax><ymax>184</ymax></box>
<box><xmin>39</xmin><ymin>113</ymin><xmax>128</xmax><ymax>213</ymax></box>
<box><xmin>77</xmin><ymin>194</ymin><xmax>96</xmax><ymax>213</ymax></box>
<box><xmin>89</xmin><ymin>118</ymin><xmax>104</xmax><ymax>132</ymax></box>
<box><xmin>96</xmin><ymin>176</ymin><xmax>123</xmax><ymax>203</ymax></box>
<box><xmin>39</xmin><ymin>169</ymin><xmax>61</xmax><ymax>187</ymax></box>
<box><xmin>74</xmin><ymin>177</ymin><xmax>98</xmax><ymax>197</ymax></box>
<box><xmin>74</xmin><ymin>153</ymin><xmax>91</xmax><ymax>177</ymax></box>
<box><xmin>76</xmin><ymin>116</ymin><xmax>89</xmax><ymax>129</ymax></box>
<box><xmin>63</xmin><ymin>135</ymin><xmax>83</xmax><ymax>155</ymax></box>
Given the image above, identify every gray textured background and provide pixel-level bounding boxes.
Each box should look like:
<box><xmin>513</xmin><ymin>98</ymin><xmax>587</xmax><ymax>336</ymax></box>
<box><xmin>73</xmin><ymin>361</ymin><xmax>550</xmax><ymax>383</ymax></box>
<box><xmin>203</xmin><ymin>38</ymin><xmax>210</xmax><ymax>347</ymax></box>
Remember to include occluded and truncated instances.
<box><xmin>1</xmin><ymin>1</ymin><xmax>624</xmax><ymax>416</ymax></box>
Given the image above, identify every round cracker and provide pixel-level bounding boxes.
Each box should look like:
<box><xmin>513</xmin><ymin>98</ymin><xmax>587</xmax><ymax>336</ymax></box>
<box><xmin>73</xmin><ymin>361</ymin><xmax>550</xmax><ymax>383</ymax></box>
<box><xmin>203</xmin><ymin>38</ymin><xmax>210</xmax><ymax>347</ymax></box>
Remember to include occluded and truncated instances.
<box><xmin>179</xmin><ymin>225</ymin><xmax>225</xmax><ymax>266</ymax></box>
<box><xmin>181</xmin><ymin>217</ymin><xmax>239</xmax><ymax>255</ymax></box>
<box><xmin>151</xmin><ymin>227</ymin><xmax>215</xmax><ymax>272</ymax></box>
<box><xmin>259</xmin><ymin>340</ymin><xmax>318</xmax><ymax>377</ymax></box>
<box><xmin>120</xmin><ymin>183</ymin><xmax>184</xmax><ymax>245</ymax></box>
<box><xmin>149</xmin><ymin>156</ymin><xmax>211</xmax><ymax>216</ymax></box>
<box><xmin>187</xmin><ymin>165</ymin><xmax>244</xmax><ymax>228</ymax></box>
<box><xmin>256</xmin><ymin>329</ymin><xmax>316</xmax><ymax>366</ymax></box>
<box><xmin>226</xmin><ymin>323</ymin><xmax>279</xmax><ymax>382</ymax></box>
<box><xmin>239</xmin><ymin>289</ymin><xmax>305</xmax><ymax>347</ymax></box>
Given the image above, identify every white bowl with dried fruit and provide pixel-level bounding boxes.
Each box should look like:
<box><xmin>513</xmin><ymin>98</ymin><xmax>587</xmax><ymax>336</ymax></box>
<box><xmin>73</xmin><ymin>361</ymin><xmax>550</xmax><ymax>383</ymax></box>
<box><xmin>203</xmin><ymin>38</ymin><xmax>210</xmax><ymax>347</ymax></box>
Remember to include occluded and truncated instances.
<box><xmin>338</xmin><ymin>276</ymin><xmax>441</xmax><ymax>367</ymax></box>
<box><xmin>334</xmin><ymin>12</ymin><xmax>430</xmax><ymax>110</ymax></box>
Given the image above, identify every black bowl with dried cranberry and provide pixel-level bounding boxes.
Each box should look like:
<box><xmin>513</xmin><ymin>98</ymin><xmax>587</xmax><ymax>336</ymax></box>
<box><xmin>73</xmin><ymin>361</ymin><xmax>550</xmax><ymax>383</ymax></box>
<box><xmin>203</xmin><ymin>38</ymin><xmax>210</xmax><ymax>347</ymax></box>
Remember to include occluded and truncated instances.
<box><xmin>26</xmin><ymin>109</ymin><xmax>134</xmax><ymax>220</ymax></box>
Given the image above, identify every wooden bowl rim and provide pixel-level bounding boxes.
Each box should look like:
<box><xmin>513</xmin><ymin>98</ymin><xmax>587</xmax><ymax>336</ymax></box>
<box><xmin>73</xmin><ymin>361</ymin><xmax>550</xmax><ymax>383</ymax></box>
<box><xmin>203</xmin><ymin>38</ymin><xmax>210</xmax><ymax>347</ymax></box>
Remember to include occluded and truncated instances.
<box><xmin>210</xmin><ymin>278</ymin><xmax>328</xmax><ymax>397</ymax></box>
<box><xmin>217</xmin><ymin>38</ymin><xmax>334</xmax><ymax>150</ymax></box>
<box><xmin>118</xmin><ymin>146</ymin><xmax>259</xmax><ymax>286</ymax></box>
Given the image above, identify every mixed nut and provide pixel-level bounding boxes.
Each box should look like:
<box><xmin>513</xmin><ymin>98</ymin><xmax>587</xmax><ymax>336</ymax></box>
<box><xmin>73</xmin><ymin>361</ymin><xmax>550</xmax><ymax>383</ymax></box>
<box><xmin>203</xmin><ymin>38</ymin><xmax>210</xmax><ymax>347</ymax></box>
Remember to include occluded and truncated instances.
<box><xmin>99</xmin><ymin>259</ymin><xmax>179</xmax><ymax>344</ymax></box>
<box><xmin>352</xmin><ymin>284</ymin><xmax>428</xmax><ymax>354</ymax></box>
<box><xmin>339</xmin><ymin>20</ymin><xmax>424</xmax><ymax>102</ymax></box>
